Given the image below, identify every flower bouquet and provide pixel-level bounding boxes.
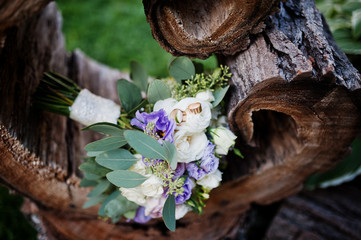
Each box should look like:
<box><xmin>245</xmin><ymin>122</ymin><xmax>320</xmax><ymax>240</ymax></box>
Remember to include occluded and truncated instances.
<box><xmin>33</xmin><ymin>57</ymin><xmax>241</xmax><ymax>231</ymax></box>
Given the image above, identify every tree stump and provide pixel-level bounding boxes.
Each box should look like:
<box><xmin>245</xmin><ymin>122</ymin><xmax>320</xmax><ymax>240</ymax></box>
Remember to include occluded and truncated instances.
<box><xmin>0</xmin><ymin>0</ymin><xmax>360</xmax><ymax>239</ymax></box>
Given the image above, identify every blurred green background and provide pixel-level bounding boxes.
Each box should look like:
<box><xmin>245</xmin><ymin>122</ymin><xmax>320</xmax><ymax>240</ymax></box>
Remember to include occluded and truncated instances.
<box><xmin>1</xmin><ymin>0</ymin><xmax>361</xmax><ymax>239</ymax></box>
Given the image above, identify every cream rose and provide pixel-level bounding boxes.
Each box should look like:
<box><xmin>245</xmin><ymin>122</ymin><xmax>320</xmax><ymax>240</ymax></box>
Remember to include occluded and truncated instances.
<box><xmin>120</xmin><ymin>156</ymin><xmax>163</xmax><ymax>205</ymax></box>
<box><xmin>175</xmin><ymin>204</ymin><xmax>191</xmax><ymax>220</ymax></box>
<box><xmin>120</xmin><ymin>187</ymin><xmax>147</xmax><ymax>206</ymax></box>
<box><xmin>197</xmin><ymin>170</ymin><xmax>222</xmax><ymax>190</ymax></box>
<box><xmin>210</xmin><ymin>127</ymin><xmax>237</xmax><ymax>155</ymax></box>
<box><xmin>144</xmin><ymin>196</ymin><xmax>166</xmax><ymax>218</ymax></box>
<box><xmin>172</xmin><ymin>97</ymin><xmax>212</xmax><ymax>133</ymax></box>
<box><xmin>153</xmin><ymin>98</ymin><xmax>178</xmax><ymax>115</ymax></box>
<box><xmin>195</xmin><ymin>90</ymin><xmax>215</xmax><ymax>103</ymax></box>
<box><xmin>140</xmin><ymin>175</ymin><xmax>164</xmax><ymax>197</ymax></box>
<box><xmin>174</xmin><ymin>131</ymin><xmax>208</xmax><ymax>163</ymax></box>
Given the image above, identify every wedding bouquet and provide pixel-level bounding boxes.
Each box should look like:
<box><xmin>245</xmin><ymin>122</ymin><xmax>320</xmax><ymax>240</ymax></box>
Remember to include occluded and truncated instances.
<box><xmin>33</xmin><ymin>57</ymin><xmax>240</xmax><ymax>231</ymax></box>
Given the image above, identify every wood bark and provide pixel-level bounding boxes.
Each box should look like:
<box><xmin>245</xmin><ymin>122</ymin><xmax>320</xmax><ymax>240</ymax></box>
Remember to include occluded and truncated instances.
<box><xmin>0</xmin><ymin>0</ymin><xmax>360</xmax><ymax>239</ymax></box>
<box><xmin>266</xmin><ymin>177</ymin><xmax>361</xmax><ymax>240</ymax></box>
<box><xmin>143</xmin><ymin>0</ymin><xmax>284</xmax><ymax>58</ymax></box>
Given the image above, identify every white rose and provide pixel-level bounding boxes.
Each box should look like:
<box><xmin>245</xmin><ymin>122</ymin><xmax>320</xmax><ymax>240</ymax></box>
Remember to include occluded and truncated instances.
<box><xmin>174</xmin><ymin>131</ymin><xmax>208</xmax><ymax>163</ymax></box>
<box><xmin>140</xmin><ymin>175</ymin><xmax>164</xmax><ymax>198</ymax></box>
<box><xmin>172</xmin><ymin>98</ymin><xmax>212</xmax><ymax>133</ymax></box>
<box><xmin>144</xmin><ymin>196</ymin><xmax>166</xmax><ymax>218</ymax></box>
<box><xmin>175</xmin><ymin>204</ymin><xmax>191</xmax><ymax>220</ymax></box>
<box><xmin>120</xmin><ymin>187</ymin><xmax>146</xmax><ymax>206</ymax></box>
<box><xmin>197</xmin><ymin>170</ymin><xmax>222</xmax><ymax>190</ymax></box>
<box><xmin>196</xmin><ymin>90</ymin><xmax>215</xmax><ymax>102</ymax></box>
<box><xmin>128</xmin><ymin>154</ymin><xmax>148</xmax><ymax>176</ymax></box>
<box><xmin>153</xmin><ymin>98</ymin><xmax>178</xmax><ymax>115</ymax></box>
<box><xmin>210</xmin><ymin>127</ymin><xmax>237</xmax><ymax>155</ymax></box>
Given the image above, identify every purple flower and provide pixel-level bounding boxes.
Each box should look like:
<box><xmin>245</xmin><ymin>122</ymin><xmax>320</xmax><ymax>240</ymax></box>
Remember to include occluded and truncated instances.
<box><xmin>133</xmin><ymin>207</ymin><xmax>152</xmax><ymax>223</ymax></box>
<box><xmin>130</xmin><ymin>109</ymin><xmax>176</xmax><ymax>143</ymax></box>
<box><xmin>174</xmin><ymin>177</ymin><xmax>194</xmax><ymax>204</ymax></box>
<box><xmin>186</xmin><ymin>141</ymin><xmax>219</xmax><ymax>180</ymax></box>
<box><xmin>173</xmin><ymin>163</ymin><xmax>186</xmax><ymax>179</ymax></box>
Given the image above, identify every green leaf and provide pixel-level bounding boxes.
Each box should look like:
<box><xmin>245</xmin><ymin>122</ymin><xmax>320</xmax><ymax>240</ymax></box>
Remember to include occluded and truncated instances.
<box><xmin>232</xmin><ymin>147</ymin><xmax>244</xmax><ymax>159</ymax></box>
<box><xmin>84</xmin><ymin>136</ymin><xmax>126</xmax><ymax>152</ymax></box>
<box><xmin>84</xmin><ymin>172</ymin><xmax>102</xmax><ymax>181</ymax></box>
<box><xmin>82</xmin><ymin>194</ymin><xmax>107</xmax><ymax>209</ymax></box>
<box><xmin>128</xmin><ymin>99</ymin><xmax>148</xmax><ymax>115</ymax></box>
<box><xmin>98</xmin><ymin>190</ymin><xmax>121</xmax><ymax>216</ymax></box>
<box><xmin>117</xmin><ymin>79</ymin><xmax>142</xmax><ymax>112</ymax></box>
<box><xmin>212</xmin><ymin>85</ymin><xmax>230</xmax><ymax>107</ymax></box>
<box><xmin>130</xmin><ymin>61</ymin><xmax>148</xmax><ymax>92</ymax></box>
<box><xmin>162</xmin><ymin>195</ymin><xmax>176</xmax><ymax>231</ymax></box>
<box><xmin>79</xmin><ymin>178</ymin><xmax>98</xmax><ymax>187</ymax></box>
<box><xmin>124</xmin><ymin>130</ymin><xmax>167</xmax><ymax>160</ymax></box>
<box><xmin>168</xmin><ymin>57</ymin><xmax>195</xmax><ymax>83</ymax></box>
<box><xmin>88</xmin><ymin>179</ymin><xmax>111</xmax><ymax>197</ymax></box>
<box><xmin>304</xmin><ymin>138</ymin><xmax>361</xmax><ymax>190</ymax></box>
<box><xmin>105</xmin><ymin>195</ymin><xmax>138</xmax><ymax>223</ymax></box>
<box><xmin>352</xmin><ymin>9</ymin><xmax>361</xmax><ymax>39</ymax></box>
<box><xmin>106</xmin><ymin>170</ymin><xmax>147</xmax><ymax>188</ymax></box>
<box><xmin>147</xmin><ymin>80</ymin><xmax>172</xmax><ymax>104</ymax></box>
<box><xmin>79</xmin><ymin>159</ymin><xmax>111</xmax><ymax>177</ymax></box>
<box><xmin>333</xmin><ymin>29</ymin><xmax>361</xmax><ymax>54</ymax></box>
<box><xmin>163</xmin><ymin>141</ymin><xmax>177</xmax><ymax>169</ymax></box>
<box><xmin>86</xmin><ymin>151</ymin><xmax>104</xmax><ymax>157</ymax></box>
<box><xmin>96</xmin><ymin>149</ymin><xmax>137</xmax><ymax>170</ymax></box>
<box><xmin>82</xmin><ymin>122</ymin><xmax>123</xmax><ymax>136</ymax></box>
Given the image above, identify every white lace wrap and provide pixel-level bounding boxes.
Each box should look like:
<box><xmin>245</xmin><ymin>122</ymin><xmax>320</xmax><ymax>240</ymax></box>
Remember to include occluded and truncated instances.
<box><xmin>69</xmin><ymin>89</ymin><xmax>120</xmax><ymax>126</ymax></box>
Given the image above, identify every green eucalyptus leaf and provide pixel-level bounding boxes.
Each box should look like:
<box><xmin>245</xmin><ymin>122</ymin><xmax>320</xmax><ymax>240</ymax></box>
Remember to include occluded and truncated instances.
<box><xmin>162</xmin><ymin>195</ymin><xmax>176</xmax><ymax>231</ymax></box>
<box><xmin>84</xmin><ymin>136</ymin><xmax>126</xmax><ymax>152</ymax></box>
<box><xmin>105</xmin><ymin>195</ymin><xmax>138</xmax><ymax>223</ymax></box>
<box><xmin>130</xmin><ymin>61</ymin><xmax>148</xmax><ymax>92</ymax></box>
<box><xmin>352</xmin><ymin>9</ymin><xmax>361</xmax><ymax>39</ymax></box>
<box><xmin>79</xmin><ymin>159</ymin><xmax>111</xmax><ymax>177</ymax></box>
<box><xmin>117</xmin><ymin>79</ymin><xmax>142</xmax><ymax>112</ymax></box>
<box><xmin>124</xmin><ymin>130</ymin><xmax>167</xmax><ymax>160</ymax></box>
<box><xmin>147</xmin><ymin>80</ymin><xmax>172</xmax><ymax>104</ymax></box>
<box><xmin>88</xmin><ymin>179</ymin><xmax>111</xmax><ymax>197</ymax></box>
<box><xmin>106</xmin><ymin>170</ymin><xmax>147</xmax><ymax>188</ymax></box>
<box><xmin>163</xmin><ymin>141</ymin><xmax>177</xmax><ymax>169</ymax></box>
<box><xmin>82</xmin><ymin>194</ymin><xmax>107</xmax><ymax>209</ymax></box>
<box><xmin>169</xmin><ymin>57</ymin><xmax>195</xmax><ymax>83</ymax></box>
<box><xmin>212</xmin><ymin>85</ymin><xmax>230</xmax><ymax>107</ymax></box>
<box><xmin>98</xmin><ymin>191</ymin><xmax>121</xmax><ymax>216</ymax></box>
<box><xmin>96</xmin><ymin>149</ymin><xmax>137</xmax><ymax>170</ymax></box>
<box><xmin>86</xmin><ymin>151</ymin><xmax>104</xmax><ymax>157</ymax></box>
<box><xmin>84</xmin><ymin>172</ymin><xmax>103</xmax><ymax>181</ymax></box>
<box><xmin>82</xmin><ymin>122</ymin><xmax>123</xmax><ymax>136</ymax></box>
<box><xmin>128</xmin><ymin>99</ymin><xmax>148</xmax><ymax>115</ymax></box>
<box><xmin>123</xmin><ymin>210</ymin><xmax>137</xmax><ymax>219</ymax></box>
<box><xmin>79</xmin><ymin>178</ymin><xmax>98</xmax><ymax>187</ymax></box>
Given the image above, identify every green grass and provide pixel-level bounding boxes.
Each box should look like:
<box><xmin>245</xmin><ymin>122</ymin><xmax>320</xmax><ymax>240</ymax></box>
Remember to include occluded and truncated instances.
<box><xmin>57</xmin><ymin>0</ymin><xmax>216</xmax><ymax>78</ymax></box>
<box><xmin>0</xmin><ymin>186</ymin><xmax>37</xmax><ymax>240</ymax></box>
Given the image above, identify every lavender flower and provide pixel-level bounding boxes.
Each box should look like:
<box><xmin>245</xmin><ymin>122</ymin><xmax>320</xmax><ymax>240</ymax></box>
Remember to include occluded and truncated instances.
<box><xmin>133</xmin><ymin>206</ymin><xmax>152</xmax><ymax>223</ymax></box>
<box><xmin>130</xmin><ymin>109</ymin><xmax>175</xmax><ymax>143</ymax></box>
<box><xmin>173</xmin><ymin>163</ymin><xmax>186</xmax><ymax>179</ymax></box>
<box><xmin>186</xmin><ymin>141</ymin><xmax>219</xmax><ymax>180</ymax></box>
<box><xmin>174</xmin><ymin>177</ymin><xmax>194</xmax><ymax>204</ymax></box>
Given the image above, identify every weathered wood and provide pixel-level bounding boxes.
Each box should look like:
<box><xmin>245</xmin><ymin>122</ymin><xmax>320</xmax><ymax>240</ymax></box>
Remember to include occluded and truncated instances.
<box><xmin>220</xmin><ymin>0</ymin><xmax>361</xmax><ymax>205</ymax></box>
<box><xmin>0</xmin><ymin>0</ymin><xmax>51</xmax><ymax>32</ymax></box>
<box><xmin>143</xmin><ymin>0</ymin><xmax>283</xmax><ymax>58</ymax></box>
<box><xmin>266</xmin><ymin>177</ymin><xmax>361</xmax><ymax>240</ymax></box>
